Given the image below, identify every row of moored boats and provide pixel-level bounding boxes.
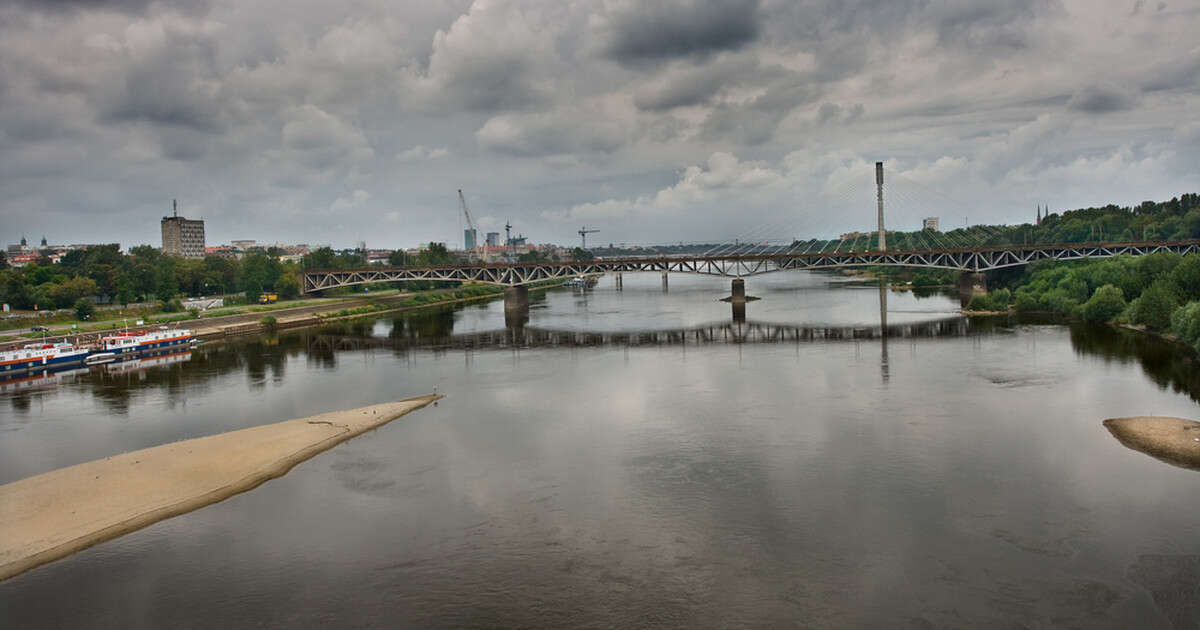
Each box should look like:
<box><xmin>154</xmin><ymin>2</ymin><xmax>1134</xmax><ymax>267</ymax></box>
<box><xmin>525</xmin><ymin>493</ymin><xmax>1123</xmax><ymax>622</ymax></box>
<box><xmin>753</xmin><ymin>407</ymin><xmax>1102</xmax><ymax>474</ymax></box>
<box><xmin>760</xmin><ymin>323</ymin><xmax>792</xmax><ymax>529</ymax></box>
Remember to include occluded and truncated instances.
<box><xmin>0</xmin><ymin>326</ymin><xmax>196</xmax><ymax>375</ymax></box>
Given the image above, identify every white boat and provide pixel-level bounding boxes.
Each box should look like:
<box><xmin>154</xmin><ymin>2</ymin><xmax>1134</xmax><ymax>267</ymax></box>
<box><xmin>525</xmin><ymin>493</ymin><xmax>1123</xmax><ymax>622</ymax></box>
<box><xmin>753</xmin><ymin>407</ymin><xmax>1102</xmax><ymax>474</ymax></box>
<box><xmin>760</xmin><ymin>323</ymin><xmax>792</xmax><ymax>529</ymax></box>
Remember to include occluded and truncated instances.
<box><xmin>0</xmin><ymin>342</ymin><xmax>88</xmax><ymax>374</ymax></box>
<box><xmin>562</xmin><ymin>276</ymin><xmax>597</xmax><ymax>288</ymax></box>
<box><xmin>96</xmin><ymin>326</ymin><xmax>194</xmax><ymax>357</ymax></box>
<box><xmin>84</xmin><ymin>352</ymin><xmax>117</xmax><ymax>365</ymax></box>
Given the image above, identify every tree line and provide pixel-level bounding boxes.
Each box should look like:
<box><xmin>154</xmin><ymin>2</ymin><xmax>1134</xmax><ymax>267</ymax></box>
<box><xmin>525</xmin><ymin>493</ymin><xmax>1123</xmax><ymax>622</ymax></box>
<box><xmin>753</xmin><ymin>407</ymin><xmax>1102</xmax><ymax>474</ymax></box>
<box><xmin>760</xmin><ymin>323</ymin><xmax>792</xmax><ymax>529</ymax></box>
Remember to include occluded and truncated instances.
<box><xmin>967</xmin><ymin>251</ymin><xmax>1200</xmax><ymax>352</ymax></box>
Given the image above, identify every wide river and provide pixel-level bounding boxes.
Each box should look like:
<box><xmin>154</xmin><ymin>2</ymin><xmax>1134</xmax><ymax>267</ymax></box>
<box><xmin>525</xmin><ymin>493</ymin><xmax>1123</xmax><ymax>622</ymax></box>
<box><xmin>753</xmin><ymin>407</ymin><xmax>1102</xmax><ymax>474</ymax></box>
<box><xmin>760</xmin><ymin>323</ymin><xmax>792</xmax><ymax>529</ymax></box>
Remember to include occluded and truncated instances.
<box><xmin>2</xmin><ymin>272</ymin><xmax>1199</xmax><ymax>628</ymax></box>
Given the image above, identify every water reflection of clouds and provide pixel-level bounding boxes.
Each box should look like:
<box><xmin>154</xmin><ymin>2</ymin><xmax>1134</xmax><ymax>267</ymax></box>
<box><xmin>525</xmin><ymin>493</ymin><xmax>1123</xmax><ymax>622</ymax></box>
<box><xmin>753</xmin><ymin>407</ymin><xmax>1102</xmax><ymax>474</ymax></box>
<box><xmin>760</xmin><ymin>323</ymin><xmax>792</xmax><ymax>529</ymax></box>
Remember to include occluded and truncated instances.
<box><xmin>3</xmin><ymin>318</ymin><xmax>1200</xmax><ymax>625</ymax></box>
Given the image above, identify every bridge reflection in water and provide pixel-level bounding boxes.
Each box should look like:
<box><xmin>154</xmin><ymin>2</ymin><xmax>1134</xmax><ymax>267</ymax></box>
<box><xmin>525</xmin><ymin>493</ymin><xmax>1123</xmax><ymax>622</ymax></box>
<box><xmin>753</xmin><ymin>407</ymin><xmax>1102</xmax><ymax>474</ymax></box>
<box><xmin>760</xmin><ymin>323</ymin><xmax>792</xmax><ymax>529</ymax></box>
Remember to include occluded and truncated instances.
<box><xmin>304</xmin><ymin>280</ymin><xmax>963</xmax><ymax>356</ymax></box>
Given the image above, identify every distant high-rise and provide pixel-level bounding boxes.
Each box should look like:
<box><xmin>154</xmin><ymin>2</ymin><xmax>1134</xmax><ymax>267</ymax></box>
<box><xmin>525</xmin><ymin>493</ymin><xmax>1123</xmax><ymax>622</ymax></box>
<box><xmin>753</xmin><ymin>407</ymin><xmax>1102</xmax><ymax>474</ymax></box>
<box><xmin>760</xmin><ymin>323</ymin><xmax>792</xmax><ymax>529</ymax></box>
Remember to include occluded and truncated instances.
<box><xmin>923</xmin><ymin>217</ymin><xmax>939</xmax><ymax>231</ymax></box>
<box><xmin>486</xmin><ymin>232</ymin><xmax>500</xmax><ymax>247</ymax></box>
<box><xmin>464</xmin><ymin>228</ymin><xmax>477</xmax><ymax>250</ymax></box>
<box><xmin>161</xmin><ymin>200</ymin><xmax>206</xmax><ymax>259</ymax></box>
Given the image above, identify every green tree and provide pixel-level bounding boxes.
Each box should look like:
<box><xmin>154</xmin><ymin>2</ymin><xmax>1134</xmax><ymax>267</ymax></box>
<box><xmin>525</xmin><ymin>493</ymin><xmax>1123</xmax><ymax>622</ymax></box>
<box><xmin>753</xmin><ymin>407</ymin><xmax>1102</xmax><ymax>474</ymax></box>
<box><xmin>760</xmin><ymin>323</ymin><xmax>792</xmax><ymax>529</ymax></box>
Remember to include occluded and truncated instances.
<box><xmin>116</xmin><ymin>278</ymin><xmax>136</xmax><ymax>307</ymax></box>
<box><xmin>74</xmin><ymin>297</ymin><xmax>95</xmax><ymax>320</ymax></box>
<box><xmin>1082</xmin><ymin>284</ymin><xmax>1126</xmax><ymax>322</ymax></box>
<box><xmin>570</xmin><ymin>247</ymin><xmax>595</xmax><ymax>261</ymax></box>
<box><xmin>1168</xmin><ymin>254</ymin><xmax>1200</xmax><ymax>299</ymax></box>
<box><xmin>1170</xmin><ymin>301</ymin><xmax>1200</xmax><ymax>350</ymax></box>
<box><xmin>0</xmin><ymin>269</ymin><xmax>30</xmax><ymax>309</ymax></box>
<box><xmin>155</xmin><ymin>256</ymin><xmax>180</xmax><ymax>300</ymax></box>
<box><xmin>415</xmin><ymin>243</ymin><xmax>453</xmax><ymax>266</ymax></box>
<box><xmin>276</xmin><ymin>272</ymin><xmax>301</xmax><ymax>299</ymax></box>
<box><xmin>1131</xmin><ymin>282</ymin><xmax>1179</xmax><ymax>330</ymax></box>
<box><xmin>387</xmin><ymin>250</ymin><xmax>408</xmax><ymax>266</ymax></box>
<box><xmin>240</xmin><ymin>253</ymin><xmax>283</xmax><ymax>294</ymax></box>
<box><xmin>203</xmin><ymin>255</ymin><xmax>240</xmax><ymax>293</ymax></box>
<box><xmin>301</xmin><ymin>247</ymin><xmax>337</xmax><ymax>270</ymax></box>
<box><xmin>49</xmin><ymin>276</ymin><xmax>98</xmax><ymax>308</ymax></box>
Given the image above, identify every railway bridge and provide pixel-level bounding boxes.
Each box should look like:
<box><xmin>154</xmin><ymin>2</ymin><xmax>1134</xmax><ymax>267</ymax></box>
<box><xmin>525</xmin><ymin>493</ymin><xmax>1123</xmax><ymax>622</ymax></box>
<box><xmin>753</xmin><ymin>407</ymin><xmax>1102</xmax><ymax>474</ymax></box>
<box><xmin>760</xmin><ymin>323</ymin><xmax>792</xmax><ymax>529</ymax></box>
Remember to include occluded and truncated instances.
<box><xmin>301</xmin><ymin>163</ymin><xmax>1198</xmax><ymax>316</ymax></box>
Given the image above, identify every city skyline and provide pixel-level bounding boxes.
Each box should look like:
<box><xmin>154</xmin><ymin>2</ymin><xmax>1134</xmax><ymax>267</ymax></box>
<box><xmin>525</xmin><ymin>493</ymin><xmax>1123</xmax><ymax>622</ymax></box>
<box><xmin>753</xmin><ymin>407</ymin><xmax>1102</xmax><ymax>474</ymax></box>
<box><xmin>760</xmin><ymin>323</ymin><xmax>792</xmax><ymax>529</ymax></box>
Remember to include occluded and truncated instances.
<box><xmin>1</xmin><ymin>1</ymin><xmax>1197</xmax><ymax>249</ymax></box>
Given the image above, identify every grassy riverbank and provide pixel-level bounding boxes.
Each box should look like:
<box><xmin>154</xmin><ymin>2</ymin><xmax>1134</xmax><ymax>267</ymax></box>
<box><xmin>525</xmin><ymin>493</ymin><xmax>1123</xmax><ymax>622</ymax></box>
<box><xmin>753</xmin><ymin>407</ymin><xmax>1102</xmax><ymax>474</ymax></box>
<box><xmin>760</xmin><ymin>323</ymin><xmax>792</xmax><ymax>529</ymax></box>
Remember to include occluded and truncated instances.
<box><xmin>962</xmin><ymin>253</ymin><xmax>1200</xmax><ymax>352</ymax></box>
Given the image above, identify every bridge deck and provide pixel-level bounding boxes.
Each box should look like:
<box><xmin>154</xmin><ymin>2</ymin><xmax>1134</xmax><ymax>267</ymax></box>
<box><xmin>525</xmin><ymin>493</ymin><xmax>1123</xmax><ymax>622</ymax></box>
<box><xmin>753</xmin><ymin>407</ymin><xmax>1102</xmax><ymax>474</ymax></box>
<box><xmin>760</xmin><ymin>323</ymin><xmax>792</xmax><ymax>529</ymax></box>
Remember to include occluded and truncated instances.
<box><xmin>303</xmin><ymin>240</ymin><xmax>1200</xmax><ymax>292</ymax></box>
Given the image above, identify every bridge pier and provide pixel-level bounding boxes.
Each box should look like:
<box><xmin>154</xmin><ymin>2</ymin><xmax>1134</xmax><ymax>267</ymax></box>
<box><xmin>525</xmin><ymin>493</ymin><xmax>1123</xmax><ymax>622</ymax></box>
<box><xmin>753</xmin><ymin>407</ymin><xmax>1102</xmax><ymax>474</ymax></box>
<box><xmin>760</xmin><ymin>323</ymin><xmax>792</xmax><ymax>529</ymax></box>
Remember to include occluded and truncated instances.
<box><xmin>503</xmin><ymin>285</ymin><xmax>529</xmax><ymax>329</ymax></box>
<box><xmin>721</xmin><ymin>278</ymin><xmax>759</xmax><ymax>321</ymax></box>
<box><xmin>957</xmin><ymin>272</ymin><xmax>987</xmax><ymax>307</ymax></box>
<box><xmin>615</xmin><ymin>272</ymin><xmax>623</xmax><ymax>290</ymax></box>
<box><xmin>732</xmin><ymin>300</ymin><xmax>747</xmax><ymax>322</ymax></box>
<box><xmin>731</xmin><ymin>278</ymin><xmax>745</xmax><ymax>301</ymax></box>
<box><xmin>661</xmin><ymin>271</ymin><xmax>668</xmax><ymax>292</ymax></box>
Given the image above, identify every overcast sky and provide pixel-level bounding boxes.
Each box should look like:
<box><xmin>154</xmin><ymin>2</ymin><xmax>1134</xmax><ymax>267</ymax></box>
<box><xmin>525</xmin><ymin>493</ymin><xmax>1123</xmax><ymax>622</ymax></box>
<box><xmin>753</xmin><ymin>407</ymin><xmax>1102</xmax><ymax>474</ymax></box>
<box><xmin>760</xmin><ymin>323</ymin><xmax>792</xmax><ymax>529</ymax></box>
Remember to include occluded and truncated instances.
<box><xmin>1</xmin><ymin>0</ymin><xmax>1197</xmax><ymax>249</ymax></box>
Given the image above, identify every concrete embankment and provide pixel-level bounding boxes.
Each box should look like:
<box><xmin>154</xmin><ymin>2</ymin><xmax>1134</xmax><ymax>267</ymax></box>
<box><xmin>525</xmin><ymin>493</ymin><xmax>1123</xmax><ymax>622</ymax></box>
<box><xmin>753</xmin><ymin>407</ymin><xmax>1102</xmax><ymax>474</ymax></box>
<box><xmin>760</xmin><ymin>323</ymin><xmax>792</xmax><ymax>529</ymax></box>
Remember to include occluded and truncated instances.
<box><xmin>1104</xmin><ymin>416</ymin><xmax>1200</xmax><ymax>471</ymax></box>
<box><xmin>0</xmin><ymin>394</ymin><xmax>442</xmax><ymax>581</ymax></box>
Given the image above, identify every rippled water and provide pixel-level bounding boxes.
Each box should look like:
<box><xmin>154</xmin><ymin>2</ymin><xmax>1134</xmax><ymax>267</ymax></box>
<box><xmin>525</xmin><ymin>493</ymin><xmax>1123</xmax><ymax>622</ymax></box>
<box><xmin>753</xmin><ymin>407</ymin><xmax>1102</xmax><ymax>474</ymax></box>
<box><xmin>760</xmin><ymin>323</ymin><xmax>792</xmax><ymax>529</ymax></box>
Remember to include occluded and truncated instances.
<box><xmin>2</xmin><ymin>272</ymin><xmax>1198</xmax><ymax>628</ymax></box>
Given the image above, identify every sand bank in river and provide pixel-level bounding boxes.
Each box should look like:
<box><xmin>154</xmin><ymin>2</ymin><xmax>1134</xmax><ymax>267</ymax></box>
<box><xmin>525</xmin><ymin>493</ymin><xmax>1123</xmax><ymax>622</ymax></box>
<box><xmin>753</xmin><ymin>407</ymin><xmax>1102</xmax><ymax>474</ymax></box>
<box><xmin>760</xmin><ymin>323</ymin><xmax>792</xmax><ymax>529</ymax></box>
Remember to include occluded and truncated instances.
<box><xmin>0</xmin><ymin>394</ymin><xmax>442</xmax><ymax>581</ymax></box>
<box><xmin>1104</xmin><ymin>416</ymin><xmax>1200</xmax><ymax>471</ymax></box>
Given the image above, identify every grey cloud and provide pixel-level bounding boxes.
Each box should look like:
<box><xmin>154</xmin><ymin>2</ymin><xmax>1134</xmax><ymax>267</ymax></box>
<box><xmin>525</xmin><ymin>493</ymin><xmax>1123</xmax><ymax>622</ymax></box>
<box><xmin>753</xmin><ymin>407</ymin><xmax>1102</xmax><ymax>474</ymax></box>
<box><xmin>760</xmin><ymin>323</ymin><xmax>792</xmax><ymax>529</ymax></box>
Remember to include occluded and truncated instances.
<box><xmin>603</xmin><ymin>0</ymin><xmax>760</xmax><ymax>65</ymax></box>
<box><xmin>762</xmin><ymin>0</ymin><xmax>1053</xmax><ymax>53</ymax></box>
<box><xmin>632</xmin><ymin>57</ymin><xmax>763</xmax><ymax>110</ymax></box>
<box><xmin>1068</xmin><ymin>84</ymin><xmax>1137</xmax><ymax>113</ymax></box>
<box><xmin>0</xmin><ymin>0</ymin><xmax>1195</xmax><ymax>248</ymax></box>
<box><xmin>816</xmin><ymin>103</ymin><xmax>864</xmax><ymax>125</ymax></box>
<box><xmin>7</xmin><ymin>0</ymin><xmax>211</xmax><ymax>16</ymax></box>
<box><xmin>928</xmin><ymin>0</ymin><xmax>1054</xmax><ymax>50</ymax></box>
<box><xmin>1141</xmin><ymin>51</ymin><xmax>1200</xmax><ymax>92</ymax></box>
<box><xmin>97</xmin><ymin>33</ymin><xmax>225</xmax><ymax>131</ymax></box>
<box><xmin>702</xmin><ymin>82</ymin><xmax>818</xmax><ymax>145</ymax></box>
<box><xmin>477</xmin><ymin>110</ymin><xmax>627</xmax><ymax>157</ymax></box>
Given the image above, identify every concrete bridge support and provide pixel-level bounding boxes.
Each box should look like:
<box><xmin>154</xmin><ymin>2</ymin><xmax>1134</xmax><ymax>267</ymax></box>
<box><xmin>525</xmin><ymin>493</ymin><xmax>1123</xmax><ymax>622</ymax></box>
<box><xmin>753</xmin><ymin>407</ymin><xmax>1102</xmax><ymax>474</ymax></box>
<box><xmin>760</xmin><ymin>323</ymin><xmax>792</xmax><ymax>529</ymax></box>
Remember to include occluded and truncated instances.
<box><xmin>957</xmin><ymin>272</ymin><xmax>987</xmax><ymax>307</ymax></box>
<box><xmin>503</xmin><ymin>285</ymin><xmax>529</xmax><ymax>329</ymax></box>
<box><xmin>731</xmin><ymin>278</ymin><xmax>745</xmax><ymax>301</ymax></box>
<box><xmin>661</xmin><ymin>271</ymin><xmax>668</xmax><ymax>292</ymax></box>
<box><xmin>615</xmin><ymin>273</ymin><xmax>623</xmax><ymax>290</ymax></box>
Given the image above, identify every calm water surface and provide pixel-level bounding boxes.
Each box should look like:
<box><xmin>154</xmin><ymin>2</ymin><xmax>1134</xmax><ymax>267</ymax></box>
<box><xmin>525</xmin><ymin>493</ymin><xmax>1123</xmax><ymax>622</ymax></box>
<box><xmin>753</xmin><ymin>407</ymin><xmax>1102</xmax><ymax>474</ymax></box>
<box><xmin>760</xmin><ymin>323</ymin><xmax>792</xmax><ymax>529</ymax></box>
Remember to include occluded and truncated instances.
<box><xmin>2</xmin><ymin>272</ymin><xmax>1199</xmax><ymax>628</ymax></box>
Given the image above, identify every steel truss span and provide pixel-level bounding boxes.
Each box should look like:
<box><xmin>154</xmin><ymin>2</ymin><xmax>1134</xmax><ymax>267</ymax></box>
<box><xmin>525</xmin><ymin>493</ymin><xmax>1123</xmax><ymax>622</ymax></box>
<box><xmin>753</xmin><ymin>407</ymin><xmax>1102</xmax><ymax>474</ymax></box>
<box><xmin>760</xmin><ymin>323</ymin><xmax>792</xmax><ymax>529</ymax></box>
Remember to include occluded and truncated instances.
<box><xmin>302</xmin><ymin>240</ymin><xmax>1200</xmax><ymax>292</ymax></box>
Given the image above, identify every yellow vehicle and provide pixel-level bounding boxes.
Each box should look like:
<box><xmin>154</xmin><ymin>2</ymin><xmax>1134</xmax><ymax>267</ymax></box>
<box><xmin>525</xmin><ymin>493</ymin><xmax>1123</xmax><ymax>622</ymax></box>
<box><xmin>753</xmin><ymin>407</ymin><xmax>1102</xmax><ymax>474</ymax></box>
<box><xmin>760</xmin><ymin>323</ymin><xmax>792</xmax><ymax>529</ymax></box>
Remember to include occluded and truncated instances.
<box><xmin>257</xmin><ymin>293</ymin><xmax>278</xmax><ymax>304</ymax></box>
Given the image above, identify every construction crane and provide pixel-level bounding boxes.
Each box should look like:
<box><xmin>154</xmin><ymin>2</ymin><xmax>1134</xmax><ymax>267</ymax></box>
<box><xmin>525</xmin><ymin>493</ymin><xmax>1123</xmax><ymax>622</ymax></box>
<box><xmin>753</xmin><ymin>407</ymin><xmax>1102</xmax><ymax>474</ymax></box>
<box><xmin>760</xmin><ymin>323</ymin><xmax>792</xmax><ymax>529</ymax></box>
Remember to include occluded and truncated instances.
<box><xmin>458</xmin><ymin>189</ymin><xmax>484</xmax><ymax>262</ymax></box>
<box><xmin>578</xmin><ymin>226</ymin><xmax>599</xmax><ymax>249</ymax></box>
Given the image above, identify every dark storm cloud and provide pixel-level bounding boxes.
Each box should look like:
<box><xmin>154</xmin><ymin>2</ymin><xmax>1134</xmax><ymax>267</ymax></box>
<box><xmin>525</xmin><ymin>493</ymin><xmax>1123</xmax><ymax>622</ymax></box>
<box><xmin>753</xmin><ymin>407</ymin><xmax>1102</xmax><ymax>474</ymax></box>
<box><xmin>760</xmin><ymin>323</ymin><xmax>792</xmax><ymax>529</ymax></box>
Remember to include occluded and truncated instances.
<box><xmin>701</xmin><ymin>81</ymin><xmax>818</xmax><ymax>145</ymax></box>
<box><xmin>928</xmin><ymin>0</ymin><xmax>1054</xmax><ymax>49</ymax></box>
<box><xmin>763</xmin><ymin>0</ymin><xmax>1053</xmax><ymax>52</ymax></box>
<box><xmin>603</xmin><ymin>0</ymin><xmax>760</xmax><ymax>65</ymax></box>
<box><xmin>1068</xmin><ymin>84</ymin><xmax>1137</xmax><ymax>113</ymax></box>
<box><xmin>632</xmin><ymin>57</ymin><xmax>765</xmax><ymax>111</ymax></box>
<box><xmin>7</xmin><ymin>0</ymin><xmax>210</xmax><ymax>15</ymax></box>
<box><xmin>96</xmin><ymin>32</ymin><xmax>225</xmax><ymax>131</ymax></box>
<box><xmin>1141</xmin><ymin>52</ymin><xmax>1200</xmax><ymax>92</ymax></box>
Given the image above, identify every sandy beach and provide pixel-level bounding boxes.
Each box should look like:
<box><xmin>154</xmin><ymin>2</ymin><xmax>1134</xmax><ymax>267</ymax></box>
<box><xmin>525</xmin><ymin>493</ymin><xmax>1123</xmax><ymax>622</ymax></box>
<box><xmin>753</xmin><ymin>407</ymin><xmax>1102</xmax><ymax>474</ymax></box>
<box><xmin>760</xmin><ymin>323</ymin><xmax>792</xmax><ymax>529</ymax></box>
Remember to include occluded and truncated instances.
<box><xmin>1104</xmin><ymin>416</ymin><xmax>1200</xmax><ymax>471</ymax></box>
<box><xmin>0</xmin><ymin>394</ymin><xmax>442</xmax><ymax>581</ymax></box>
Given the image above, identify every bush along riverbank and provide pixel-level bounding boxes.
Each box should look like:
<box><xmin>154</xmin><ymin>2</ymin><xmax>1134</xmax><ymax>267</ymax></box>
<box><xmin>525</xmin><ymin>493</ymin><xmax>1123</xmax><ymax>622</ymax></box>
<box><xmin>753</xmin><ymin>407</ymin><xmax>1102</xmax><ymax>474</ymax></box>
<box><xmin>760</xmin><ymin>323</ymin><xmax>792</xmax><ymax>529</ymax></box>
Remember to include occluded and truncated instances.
<box><xmin>963</xmin><ymin>252</ymin><xmax>1200</xmax><ymax>351</ymax></box>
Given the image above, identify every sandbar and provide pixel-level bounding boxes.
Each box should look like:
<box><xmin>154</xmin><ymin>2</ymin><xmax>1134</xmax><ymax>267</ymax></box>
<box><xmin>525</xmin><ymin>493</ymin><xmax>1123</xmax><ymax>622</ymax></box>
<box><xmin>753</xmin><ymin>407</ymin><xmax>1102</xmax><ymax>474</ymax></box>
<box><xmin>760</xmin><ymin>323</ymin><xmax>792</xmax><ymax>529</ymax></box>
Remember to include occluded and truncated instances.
<box><xmin>0</xmin><ymin>394</ymin><xmax>442</xmax><ymax>581</ymax></box>
<box><xmin>1103</xmin><ymin>416</ymin><xmax>1200</xmax><ymax>471</ymax></box>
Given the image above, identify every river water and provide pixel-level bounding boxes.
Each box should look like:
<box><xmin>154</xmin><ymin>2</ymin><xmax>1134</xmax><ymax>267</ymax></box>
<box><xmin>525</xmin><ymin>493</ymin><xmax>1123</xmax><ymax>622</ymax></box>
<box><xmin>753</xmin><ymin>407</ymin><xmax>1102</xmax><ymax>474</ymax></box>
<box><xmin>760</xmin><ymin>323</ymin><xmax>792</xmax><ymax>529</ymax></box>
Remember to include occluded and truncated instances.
<box><xmin>2</xmin><ymin>272</ymin><xmax>1199</xmax><ymax>628</ymax></box>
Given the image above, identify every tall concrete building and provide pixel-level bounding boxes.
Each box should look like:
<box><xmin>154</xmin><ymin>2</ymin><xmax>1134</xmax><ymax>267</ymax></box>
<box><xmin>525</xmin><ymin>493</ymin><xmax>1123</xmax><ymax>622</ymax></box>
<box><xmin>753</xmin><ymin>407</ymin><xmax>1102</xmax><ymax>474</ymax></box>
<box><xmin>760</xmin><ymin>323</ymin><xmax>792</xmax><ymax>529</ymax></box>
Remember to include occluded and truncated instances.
<box><xmin>161</xmin><ymin>200</ymin><xmax>206</xmax><ymax>259</ymax></box>
<box><xmin>486</xmin><ymin>232</ymin><xmax>501</xmax><ymax>247</ymax></box>
<box><xmin>464</xmin><ymin>228</ymin><xmax>477</xmax><ymax>250</ymax></box>
<box><xmin>923</xmin><ymin>217</ymin><xmax>940</xmax><ymax>231</ymax></box>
